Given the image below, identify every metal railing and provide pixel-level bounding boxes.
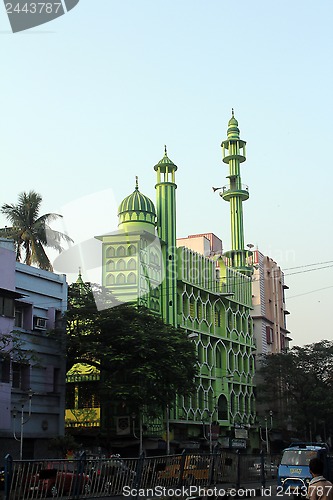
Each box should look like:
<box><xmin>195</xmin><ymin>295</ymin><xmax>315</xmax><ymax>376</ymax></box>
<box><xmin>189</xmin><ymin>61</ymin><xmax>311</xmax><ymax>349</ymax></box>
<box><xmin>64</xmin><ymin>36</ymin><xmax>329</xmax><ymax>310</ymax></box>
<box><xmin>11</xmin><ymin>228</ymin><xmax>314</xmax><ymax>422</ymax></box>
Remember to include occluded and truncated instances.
<box><xmin>2</xmin><ymin>449</ymin><xmax>280</xmax><ymax>499</ymax></box>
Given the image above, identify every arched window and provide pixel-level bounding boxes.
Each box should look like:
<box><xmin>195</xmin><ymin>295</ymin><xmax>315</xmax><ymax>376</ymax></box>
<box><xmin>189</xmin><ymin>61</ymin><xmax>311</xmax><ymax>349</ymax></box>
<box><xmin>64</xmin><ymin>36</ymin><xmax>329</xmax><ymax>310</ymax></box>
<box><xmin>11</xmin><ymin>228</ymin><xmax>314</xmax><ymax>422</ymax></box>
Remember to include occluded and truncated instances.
<box><xmin>216</xmin><ymin>347</ymin><xmax>222</xmax><ymax>369</ymax></box>
<box><xmin>106</xmin><ymin>274</ymin><xmax>115</xmax><ymax>286</ymax></box>
<box><xmin>127</xmin><ymin>259</ymin><xmax>136</xmax><ymax>270</ymax></box>
<box><xmin>127</xmin><ymin>272</ymin><xmax>136</xmax><ymax>284</ymax></box>
<box><xmin>116</xmin><ymin>246</ymin><xmax>125</xmax><ymax>257</ymax></box>
<box><xmin>117</xmin><ymin>259</ymin><xmax>126</xmax><ymax>271</ymax></box>
<box><xmin>217</xmin><ymin>395</ymin><xmax>229</xmax><ymax>420</ymax></box>
<box><xmin>106</xmin><ymin>246</ymin><xmax>115</xmax><ymax>258</ymax></box>
<box><xmin>106</xmin><ymin>260</ymin><xmax>115</xmax><ymax>271</ymax></box>
<box><xmin>215</xmin><ymin>309</ymin><xmax>221</xmax><ymax>328</ymax></box>
<box><xmin>128</xmin><ymin>245</ymin><xmax>136</xmax><ymax>256</ymax></box>
<box><xmin>116</xmin><ymin>273</ymin><xmax>125</xmax><ymax>285</ymax></box>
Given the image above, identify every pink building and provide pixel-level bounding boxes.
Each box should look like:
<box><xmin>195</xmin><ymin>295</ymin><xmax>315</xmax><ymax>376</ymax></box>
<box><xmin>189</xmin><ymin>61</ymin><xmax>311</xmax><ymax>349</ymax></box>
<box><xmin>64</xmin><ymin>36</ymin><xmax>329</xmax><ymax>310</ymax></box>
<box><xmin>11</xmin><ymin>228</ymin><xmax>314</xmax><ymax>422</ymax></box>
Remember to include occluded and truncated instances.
<box><xmin>177</xmin><ymin>233</ymin><xmax>223</xmax><ymax>257</ymax></box>
<box><xmin>251</xmin><ymin>250</ymin><xmax>292</xmax><ymax>354</ymax></box>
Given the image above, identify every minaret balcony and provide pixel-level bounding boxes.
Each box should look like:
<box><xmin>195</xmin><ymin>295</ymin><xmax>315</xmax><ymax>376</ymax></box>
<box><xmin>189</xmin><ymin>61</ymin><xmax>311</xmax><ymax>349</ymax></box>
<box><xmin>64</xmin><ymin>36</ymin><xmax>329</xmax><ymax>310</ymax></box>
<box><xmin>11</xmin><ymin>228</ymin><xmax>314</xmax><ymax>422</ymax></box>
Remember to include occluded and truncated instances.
<box><xmin>220</xmin><ymin>184</ymin><xmax>249</xmax><ymax>202</ymax></box>
<box><xmin>223</xmin><ymin>153</ymin><xmax>246</xmax><ymax>164</ymax></box>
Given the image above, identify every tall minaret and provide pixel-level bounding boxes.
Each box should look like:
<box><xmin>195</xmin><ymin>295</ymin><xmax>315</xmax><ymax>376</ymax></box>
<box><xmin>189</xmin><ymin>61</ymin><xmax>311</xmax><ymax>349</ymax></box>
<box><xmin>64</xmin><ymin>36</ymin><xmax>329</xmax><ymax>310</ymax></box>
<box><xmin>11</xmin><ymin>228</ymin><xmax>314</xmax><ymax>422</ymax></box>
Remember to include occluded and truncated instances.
<box><xmin>154</xmin><ymin>146</ymin><xmax>178</xmax><ymax>326</ymax></box>
<box><xmin>221</xmin><ymin>110</ymin><xmax>253</xmax><ymax>275</ymax></box>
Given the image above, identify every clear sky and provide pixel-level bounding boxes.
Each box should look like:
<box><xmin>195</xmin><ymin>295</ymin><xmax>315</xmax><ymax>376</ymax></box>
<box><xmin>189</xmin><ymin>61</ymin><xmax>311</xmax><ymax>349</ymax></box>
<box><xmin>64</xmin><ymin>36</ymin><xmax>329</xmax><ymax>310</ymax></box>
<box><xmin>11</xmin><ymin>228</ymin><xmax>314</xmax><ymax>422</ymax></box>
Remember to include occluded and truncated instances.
<box><xmin>1</xmin><ymin>0</ymin><xmax>333</xmax><ymax>347</ymax></box>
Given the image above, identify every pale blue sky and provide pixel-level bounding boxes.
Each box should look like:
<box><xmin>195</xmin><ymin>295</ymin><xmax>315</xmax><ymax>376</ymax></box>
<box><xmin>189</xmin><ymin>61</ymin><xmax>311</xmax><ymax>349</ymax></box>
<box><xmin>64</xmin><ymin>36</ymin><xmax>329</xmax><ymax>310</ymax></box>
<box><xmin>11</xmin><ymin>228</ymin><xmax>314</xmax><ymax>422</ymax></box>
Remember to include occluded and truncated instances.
<box><xmin>1</xmin><ymin>0</ymin><xmax>333</xmax><ymax>346</ymax></box>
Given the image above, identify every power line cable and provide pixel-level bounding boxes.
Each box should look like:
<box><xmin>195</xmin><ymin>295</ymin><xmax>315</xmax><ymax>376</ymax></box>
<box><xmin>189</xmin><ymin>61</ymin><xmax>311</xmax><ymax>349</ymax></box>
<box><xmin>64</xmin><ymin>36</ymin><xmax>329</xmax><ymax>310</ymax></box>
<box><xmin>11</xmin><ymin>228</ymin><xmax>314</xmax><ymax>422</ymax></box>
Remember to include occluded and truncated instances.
<box><xmin>284</xmin><ymin>260</ymin><xmax>333</xmax><ymax>271</ymax></box>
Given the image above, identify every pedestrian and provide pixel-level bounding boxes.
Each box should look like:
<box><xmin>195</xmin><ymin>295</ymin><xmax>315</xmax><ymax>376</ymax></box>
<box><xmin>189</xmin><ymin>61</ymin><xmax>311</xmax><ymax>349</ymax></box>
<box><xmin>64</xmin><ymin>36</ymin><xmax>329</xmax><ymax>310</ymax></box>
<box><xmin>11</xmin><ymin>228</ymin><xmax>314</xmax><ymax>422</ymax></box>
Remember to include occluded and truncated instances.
<box><xmin>308</xmin><ymin>457</ymin><xmax>333</xmax><ymax>500</ymax></box>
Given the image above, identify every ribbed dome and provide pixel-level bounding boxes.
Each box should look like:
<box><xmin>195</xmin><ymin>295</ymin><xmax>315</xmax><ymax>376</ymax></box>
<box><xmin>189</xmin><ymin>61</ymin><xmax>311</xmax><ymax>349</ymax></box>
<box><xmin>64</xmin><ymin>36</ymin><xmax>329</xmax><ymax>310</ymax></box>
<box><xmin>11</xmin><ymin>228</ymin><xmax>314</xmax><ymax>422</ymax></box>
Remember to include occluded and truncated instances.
<box><xmin>118</xmin><ymin>178</ymin><xmax>156</xmax><ymax>232</ymax></box>
<box><xmin>118</xmin><ymin>186</ymin><xmax>156</xmax><ymax>217</ymax></box>
<box><xmin>227</xmin><ymin>109</ymin><xmax>240</xmax><ymax>140</ymax></box>
<box><xmin>154</xmin><ymin>145</ymin><xmax>178</xmax><ymax>172</ymax></box>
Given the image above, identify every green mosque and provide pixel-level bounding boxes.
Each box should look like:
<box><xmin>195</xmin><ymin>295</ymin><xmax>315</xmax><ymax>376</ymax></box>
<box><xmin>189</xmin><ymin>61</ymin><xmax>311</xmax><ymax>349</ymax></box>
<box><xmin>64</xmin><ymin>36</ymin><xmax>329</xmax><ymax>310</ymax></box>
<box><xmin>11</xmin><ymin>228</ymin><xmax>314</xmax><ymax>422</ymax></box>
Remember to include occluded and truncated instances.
<box><xmin>66</xmin><ymin>112</ymin><xmax>257</xmax><ymax>452</ymax></box>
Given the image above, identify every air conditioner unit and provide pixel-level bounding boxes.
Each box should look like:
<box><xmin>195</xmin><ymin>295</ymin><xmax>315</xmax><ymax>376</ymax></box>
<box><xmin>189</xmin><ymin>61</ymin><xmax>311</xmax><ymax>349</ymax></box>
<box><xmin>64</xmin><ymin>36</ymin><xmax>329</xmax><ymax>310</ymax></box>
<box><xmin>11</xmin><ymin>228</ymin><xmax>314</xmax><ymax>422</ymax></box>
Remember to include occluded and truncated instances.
<box><xmin>34</xmin><ymin>317</ymin><xmax>47</xmax><ymax>330</ymax></box>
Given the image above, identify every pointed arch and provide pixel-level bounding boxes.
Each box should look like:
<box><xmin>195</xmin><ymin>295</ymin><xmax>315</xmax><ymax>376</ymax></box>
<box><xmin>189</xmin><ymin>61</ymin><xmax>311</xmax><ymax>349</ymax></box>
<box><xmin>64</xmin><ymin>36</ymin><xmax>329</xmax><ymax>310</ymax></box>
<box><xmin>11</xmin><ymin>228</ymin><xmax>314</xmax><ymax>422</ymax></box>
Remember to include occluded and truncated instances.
<box><xmin>116</xmin><ymin>246</ymin><xmax>125</xmax><ymax>257</ymax></box>
<box><xmin>106</xmin><ymin>260</ymin><xmax>115</xmax><ymax>271</ymax></box>
<box><xmin>116</xmin><ymin>273</ymin><xmax>125</xmax><ymax>285</ymax></box>
<box><xmin>127</xmin><ymin>258</ymin><xmax>136</xmax><ymax>270</ymax></box>
<box><xmin>128</xmin><ymin>244</ymin><xmax>136</xmax><ymax>256</ymax></box>
<box><xmin>106</xmin><ymin>246</ymin><xmax>115</xmax><ymax>258</ymax></box>
<box><xmin>106</xmin><ymin>274</ymin><xmax>115</xmax><ymax>286</ymax></box>
<box><xmin>127</xmin><ymin>272</ymin><xmax>136</xmax><ymax>284</ymax></box>
<box><xmin>117</xmin><ymin>259</ymin><xmax>126</xmax><ymax>271</ymax></box>
<box><xmin>217</xmin><ymin>394</ymin><xmax>229</xmax><ymax>421</ymax></box>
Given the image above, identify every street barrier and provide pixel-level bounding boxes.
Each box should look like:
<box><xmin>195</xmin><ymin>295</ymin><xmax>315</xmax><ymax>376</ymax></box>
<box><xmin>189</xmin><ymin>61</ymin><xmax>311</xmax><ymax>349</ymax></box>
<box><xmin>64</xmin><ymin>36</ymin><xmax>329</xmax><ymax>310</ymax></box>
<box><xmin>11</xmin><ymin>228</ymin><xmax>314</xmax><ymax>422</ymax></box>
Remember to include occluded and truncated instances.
<box><xmin>2</xmin><ymin>450</ymin><xmax>280</xmax><ymax>499</ymax></box>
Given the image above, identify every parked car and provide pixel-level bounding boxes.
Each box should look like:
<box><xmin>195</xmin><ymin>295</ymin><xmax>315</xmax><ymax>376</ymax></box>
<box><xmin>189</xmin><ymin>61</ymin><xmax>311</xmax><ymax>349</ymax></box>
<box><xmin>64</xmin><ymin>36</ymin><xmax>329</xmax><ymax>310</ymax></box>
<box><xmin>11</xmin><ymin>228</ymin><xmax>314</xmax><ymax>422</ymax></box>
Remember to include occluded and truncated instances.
<box><xmin>88</xmin><ymin>457</ymin><xmax>136</xmax><ymax>495</ymax></box>
<box><xmin>28</xmin><ymin>467</ymin><xmax>91</xmax><ymax>497</ymax></box>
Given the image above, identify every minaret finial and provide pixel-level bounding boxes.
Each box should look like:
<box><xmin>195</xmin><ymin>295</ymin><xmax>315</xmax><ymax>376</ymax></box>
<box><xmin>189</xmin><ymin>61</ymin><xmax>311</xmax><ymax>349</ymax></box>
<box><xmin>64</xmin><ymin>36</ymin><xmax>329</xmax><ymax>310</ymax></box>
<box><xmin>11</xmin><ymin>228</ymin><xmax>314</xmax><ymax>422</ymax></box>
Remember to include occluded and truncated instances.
<box><xmin>164</xmin><ymin>145</ymin><xmax>167</xmax><ymax>156</ymax></box>
<box><xmin>135</xmin><ymin>176</ymin><xmax>139</xmax><ymax>190</ymax></box>
<box><xmin>76</xmin><ymin>267</ymin><xmax>84</xmax><ymax>285</ymax></box>
<box><xmin>232</xmin><ymin>108</ymin><xmax>234</xmax><ymax>117</ymax></box>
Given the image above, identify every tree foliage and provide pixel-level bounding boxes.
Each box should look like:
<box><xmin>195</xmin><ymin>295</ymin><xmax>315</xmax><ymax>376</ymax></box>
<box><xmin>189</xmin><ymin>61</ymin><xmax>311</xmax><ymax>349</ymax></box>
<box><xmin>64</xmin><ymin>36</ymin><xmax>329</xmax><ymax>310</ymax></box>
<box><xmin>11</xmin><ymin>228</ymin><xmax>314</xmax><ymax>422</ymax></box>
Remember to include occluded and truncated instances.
<box><xmin>66</xmin><ymin>282</ymin><xmax>198</xmax><ymax>414</ymax></box>
<box><xmin>48</xmin><ymin>434</ymin><xmax>80</xmax><ymax>458</ymax></box>
<box><xmin>0</xmin><ymin>331</ymin><xmax>38</xmax><ymax>364</ymax></box>
<box><xmin>0</xmin><ymin>190</ymin><xmax>72</xmax><ymax>271</ymax></box>
<box><xmin>257</xmin><ymin>340</ymin><xmax>333</xmax><ymax>440</ymax></box>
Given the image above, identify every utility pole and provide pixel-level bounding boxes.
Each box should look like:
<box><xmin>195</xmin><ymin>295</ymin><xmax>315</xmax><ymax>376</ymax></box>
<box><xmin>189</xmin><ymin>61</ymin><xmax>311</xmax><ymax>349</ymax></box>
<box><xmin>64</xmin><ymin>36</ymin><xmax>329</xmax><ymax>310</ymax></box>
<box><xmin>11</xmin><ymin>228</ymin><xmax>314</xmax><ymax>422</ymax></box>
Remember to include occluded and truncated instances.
<box><xmin>13</xmin><ymin>390</ymin><xmax>33</xmax><ymax>460</ymax></box>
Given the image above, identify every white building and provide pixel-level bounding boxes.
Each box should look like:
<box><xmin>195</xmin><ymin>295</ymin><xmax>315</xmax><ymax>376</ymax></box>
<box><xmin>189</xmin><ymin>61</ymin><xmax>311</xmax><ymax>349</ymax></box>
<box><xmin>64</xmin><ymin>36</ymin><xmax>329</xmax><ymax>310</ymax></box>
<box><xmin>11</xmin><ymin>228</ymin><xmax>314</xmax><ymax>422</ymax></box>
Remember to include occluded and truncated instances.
<box><xmin>0</xmin><ymin>238</ymin><xmax>67</xmax><ymax>460</ymax></box>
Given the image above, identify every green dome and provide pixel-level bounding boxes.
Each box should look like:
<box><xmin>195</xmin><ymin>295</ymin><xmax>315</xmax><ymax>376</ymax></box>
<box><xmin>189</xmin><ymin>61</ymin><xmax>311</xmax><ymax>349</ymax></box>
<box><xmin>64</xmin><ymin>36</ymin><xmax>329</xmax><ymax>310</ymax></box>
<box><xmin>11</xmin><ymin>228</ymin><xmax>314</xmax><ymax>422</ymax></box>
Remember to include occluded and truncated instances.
<box><xmin>118</xmin><ymin>178</ymin><xmax>156</xmax><ymax>232</ymax></box>
<box><xmin>227</xmin><ymin>109</ymin><xmax>240</xmax><ymax>140</ymax></box>
<box><xmin>228</xmin><ymin>116</ymin><xmax>238</xmax><ymax>127</ymax></box>
<box><xmin>154</xmin><ymin>146</ymin><xmax>178</xmax><ymax>173</ymax></box>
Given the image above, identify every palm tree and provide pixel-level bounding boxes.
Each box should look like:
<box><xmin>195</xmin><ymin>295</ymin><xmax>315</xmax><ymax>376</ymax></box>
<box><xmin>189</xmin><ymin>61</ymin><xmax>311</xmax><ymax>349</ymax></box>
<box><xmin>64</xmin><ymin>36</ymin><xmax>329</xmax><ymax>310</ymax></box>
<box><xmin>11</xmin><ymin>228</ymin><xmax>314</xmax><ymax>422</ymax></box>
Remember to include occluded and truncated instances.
<box><xmin>0</xmin><ymin>190</ymin><xmax>73</xmax><ymax>271</ymax></box>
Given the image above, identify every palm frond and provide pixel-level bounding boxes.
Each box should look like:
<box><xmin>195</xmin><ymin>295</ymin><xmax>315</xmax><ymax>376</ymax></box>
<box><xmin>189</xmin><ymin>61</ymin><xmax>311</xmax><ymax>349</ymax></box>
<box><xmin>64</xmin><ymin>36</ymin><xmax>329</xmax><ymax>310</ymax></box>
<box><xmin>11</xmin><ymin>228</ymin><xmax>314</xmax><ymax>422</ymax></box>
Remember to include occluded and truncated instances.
<box><xmin>1</xmin><ymin>190</ymin><xmax>73</xmax><ymax>270</ymax></box>
<box><xmin>30</xmin><ymin>239</ymin><xmax>53</xmax><ymax>271</ymax></box>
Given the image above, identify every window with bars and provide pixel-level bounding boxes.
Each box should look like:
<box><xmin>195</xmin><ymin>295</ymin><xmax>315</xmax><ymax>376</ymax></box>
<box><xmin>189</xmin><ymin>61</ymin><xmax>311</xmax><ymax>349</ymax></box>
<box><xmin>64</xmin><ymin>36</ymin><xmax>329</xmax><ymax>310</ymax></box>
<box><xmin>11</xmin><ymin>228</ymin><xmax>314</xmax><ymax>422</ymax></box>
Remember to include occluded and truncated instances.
<box><xmin>266</xmin><ymin>326</ymin><xmax>274</xmax><ymax>344</ymax></box>
<box><xmin>0</xmin><ymin>358</ymin><xmax>10</xmax><ymax>383</ymax></box>
<box><xmin>12</xmin><ymin>362</ymin><xmax>30</xmax><ymax>390</ymax></box>
<box><xmin>15</xmin><ymin>308</ymin><xmax>23</xmax><ymax>327</ymax></box>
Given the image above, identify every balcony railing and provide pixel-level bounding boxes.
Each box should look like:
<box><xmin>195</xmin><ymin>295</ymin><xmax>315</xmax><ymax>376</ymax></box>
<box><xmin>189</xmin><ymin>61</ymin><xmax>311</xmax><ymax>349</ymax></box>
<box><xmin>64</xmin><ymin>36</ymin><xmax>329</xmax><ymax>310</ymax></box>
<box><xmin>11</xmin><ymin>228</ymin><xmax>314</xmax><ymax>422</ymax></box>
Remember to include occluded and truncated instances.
<box><xmin>222</xmin><ymin>184</ymin><xmax>249</xmax><ymax>193</ymax></box>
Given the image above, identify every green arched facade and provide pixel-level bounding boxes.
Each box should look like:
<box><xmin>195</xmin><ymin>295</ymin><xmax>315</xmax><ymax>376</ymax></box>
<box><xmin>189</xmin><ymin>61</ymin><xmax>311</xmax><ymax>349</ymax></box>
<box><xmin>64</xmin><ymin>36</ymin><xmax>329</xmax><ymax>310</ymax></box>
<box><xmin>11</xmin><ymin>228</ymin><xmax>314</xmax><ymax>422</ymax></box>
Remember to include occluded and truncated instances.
<box><xmin>96</xmin><ymin>116</ymin><xmax>257</xmax><ymax>450</ymax></box>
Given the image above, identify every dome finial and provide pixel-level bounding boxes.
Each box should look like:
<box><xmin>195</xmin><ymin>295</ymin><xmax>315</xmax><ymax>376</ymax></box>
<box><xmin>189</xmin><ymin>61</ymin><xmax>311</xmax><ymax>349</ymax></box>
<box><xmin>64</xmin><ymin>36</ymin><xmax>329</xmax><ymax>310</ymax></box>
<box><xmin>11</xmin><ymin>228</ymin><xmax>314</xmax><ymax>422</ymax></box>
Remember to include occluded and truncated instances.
<box><xmin>135</xmin><ymin>176</ymin><xmax>139</xmax><ymax>190</ymax></box>
<box><xmin>232</xmin><ymin>108</ymin><xmax>234</xmax><ymax>117</ymax></box>
<box><xmin>76</xmin><ymin>267</ymin><xmax>84</xmax><ymax>285</ymax></box>
<box><xmin>164</xmin><ymin>144</ymin><xmax>167</xmax><ymax>156</ymax></box>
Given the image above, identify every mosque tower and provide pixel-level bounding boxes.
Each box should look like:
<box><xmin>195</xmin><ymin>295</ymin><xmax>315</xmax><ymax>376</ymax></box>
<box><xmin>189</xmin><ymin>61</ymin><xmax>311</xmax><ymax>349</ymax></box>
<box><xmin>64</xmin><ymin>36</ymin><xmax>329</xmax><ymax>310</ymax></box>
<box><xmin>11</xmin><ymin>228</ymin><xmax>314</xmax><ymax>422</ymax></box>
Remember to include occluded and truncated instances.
<box><xmin>154</xmin><ymin>147</ymin><xmax>178</xmax><ymax>327</ymax></box>
<box><xmin>220</xmin><ymin>111</ymin><xmax>253</xmax><ymax>276</ymax></box>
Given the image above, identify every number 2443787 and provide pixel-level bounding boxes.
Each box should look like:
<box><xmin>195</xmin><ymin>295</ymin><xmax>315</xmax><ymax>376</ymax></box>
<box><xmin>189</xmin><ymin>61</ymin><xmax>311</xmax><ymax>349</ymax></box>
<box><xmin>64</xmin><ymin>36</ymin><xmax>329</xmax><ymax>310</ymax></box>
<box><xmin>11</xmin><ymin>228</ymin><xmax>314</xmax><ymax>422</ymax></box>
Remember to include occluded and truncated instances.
<box><xmin>6</xmin><ymin>3</ymin><xmax>62</xmax><ymax>14</ymax></box>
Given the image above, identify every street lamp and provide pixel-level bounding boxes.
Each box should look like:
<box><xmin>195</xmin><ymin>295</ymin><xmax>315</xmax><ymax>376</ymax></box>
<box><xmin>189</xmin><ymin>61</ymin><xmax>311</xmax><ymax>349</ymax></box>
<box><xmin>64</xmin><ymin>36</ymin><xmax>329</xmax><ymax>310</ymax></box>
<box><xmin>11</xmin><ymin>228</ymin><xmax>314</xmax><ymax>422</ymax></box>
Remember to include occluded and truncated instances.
<box><xmin>166</xmin><ymin>405</ymin><xmax>170</xmax><ymax>455</ymax></box>
<box><xmin>12</xmin><ymin>389</ymin><xmax>33</xmax><ymax>460</ymax></box>
<box><xmin>207</xmin><ymin>410</ymin><xmax>214</xmax><ymax>453</ymax></box>
<box><xmin>205</xmin><ymin>406</ymin><xmax>219</xmax><ymax>453</ymax></box>
<box><xmin>259</xmin><ymin>410</ymin><xmax>273</xmax><ymax>455</ymax></box>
